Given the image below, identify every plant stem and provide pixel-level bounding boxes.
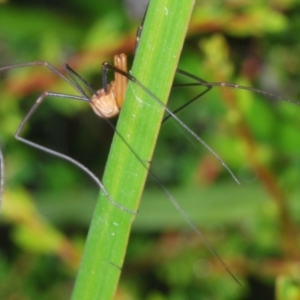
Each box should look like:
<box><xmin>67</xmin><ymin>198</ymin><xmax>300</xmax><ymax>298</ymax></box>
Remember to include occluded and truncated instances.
<box><xmin>71</xmin><ymin>1</ymin><xmax>195</xmax><ymax>299</ymax></box>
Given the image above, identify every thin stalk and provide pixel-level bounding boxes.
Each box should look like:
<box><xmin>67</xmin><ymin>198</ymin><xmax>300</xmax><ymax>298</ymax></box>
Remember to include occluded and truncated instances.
<box><xmin>71</xmin><ymin>1</ymin><xmax>195</xmax><ymax>299</ymax></box>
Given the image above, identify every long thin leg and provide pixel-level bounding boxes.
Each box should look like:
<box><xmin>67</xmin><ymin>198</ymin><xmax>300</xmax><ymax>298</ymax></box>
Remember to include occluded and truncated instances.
<box><xmin>165</xmin><ymin>68</ymin><xmax>300</xmax><ymax>125</ymax></box>
<box><xmin>1</xmin><ymin>61</ymin><xmax>140</xmax><ymax>214</ymax></box>
<box><xmin>163</xmin><ymin>80</ymin><xmax>212</xmax><ymax>123</ymax></box>
<box><xmin>101</xmin><ymin>61</ymin><xmax>241</xmax><ymax>285</ymax></box>
<box><xmin>102</xmin><ymin>61</ymin><xmax>241</xmax><ymax>185</ymax></box>
<box><xmin>0</xmin><ymin>62</ymin><xmax>85</xmax><ymax>96</ymax></box>
<box><xmin>134</xmin><ymin>2</ymin><xmax>149</xmax><ymax>54</ymax></box>
<box><xmin>63</xmin><ymin>64</ymin><xmax>97</xmax><ymax>95</ymax></box>
<box><xmin>13</xmin><ymin>90</ymin><xmax>136</xmax><ymax>214</ymax></box>
<box><xmin>107</xmin><ymin>121</ymin><xmax>241</xmax><ymax>285</ymax></box>
<box><xmin>1</xmin><ymin>63</ymin><xmax>74</xmax><ymax>212</ymax></box>
<box><xmin>176</xmin><ymin>68</ymin><xmax>300</xmax><ymax>106</ymax></box>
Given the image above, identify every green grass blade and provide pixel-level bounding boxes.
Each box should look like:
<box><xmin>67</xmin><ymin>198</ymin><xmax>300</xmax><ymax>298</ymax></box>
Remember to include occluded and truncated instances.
<box><xmin>71</xmin><ymin>0</ymin><xmax>195</xmax><ymax>299</ymax></box>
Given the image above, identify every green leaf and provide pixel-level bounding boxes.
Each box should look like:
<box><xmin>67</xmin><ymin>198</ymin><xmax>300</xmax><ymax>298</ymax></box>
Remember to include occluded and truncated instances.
<box><xmin>71</xmin><ymin>1</ymin><xmax>195</xmax><ymax>299</ymax></box>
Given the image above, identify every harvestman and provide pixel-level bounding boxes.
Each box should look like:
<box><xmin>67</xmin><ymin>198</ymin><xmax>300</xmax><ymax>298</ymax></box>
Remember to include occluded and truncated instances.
<box><xmin>0</xmin><ymin>53</ymin><xmax>238</xmax><ymax>201</ymax></box>
<box><xmin>0</xmin><ymin>50</ymin><xmax>248</xmax><ymax>283</ymax></box>
<box><xmin>1</xmin><ymin>50</ymin><xmax>300</xmax><ymax>286</ymax></box>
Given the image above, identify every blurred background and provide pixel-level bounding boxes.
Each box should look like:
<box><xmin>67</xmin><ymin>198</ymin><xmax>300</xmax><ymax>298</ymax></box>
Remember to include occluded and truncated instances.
<box><xmin>0</xmin><ymin>0</ymin><xmax>300</xmax><ymax>299</ymax></box>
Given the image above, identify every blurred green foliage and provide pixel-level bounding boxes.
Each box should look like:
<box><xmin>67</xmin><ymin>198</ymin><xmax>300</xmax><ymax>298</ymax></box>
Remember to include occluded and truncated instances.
<box><xmin>0</xmin><ymin>0</ymin><xmax>300</xmax><ymax>299</ymax></box>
